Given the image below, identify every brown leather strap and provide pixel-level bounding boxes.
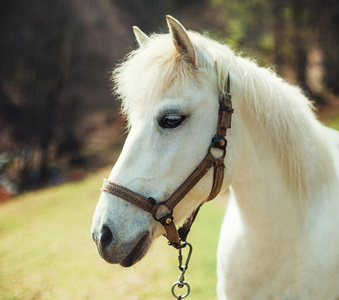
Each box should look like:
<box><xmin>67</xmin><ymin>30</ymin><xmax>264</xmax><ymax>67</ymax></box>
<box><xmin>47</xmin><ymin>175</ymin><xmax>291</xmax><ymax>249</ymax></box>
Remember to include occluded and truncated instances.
<box><xmin>102</xmin><ymin>180</ymin><xmax>154</xmax><ymax>213</ymax></box>
<box><xmin>207</xmin><ymin>158</ymin><xmax>225</xmax><ymax>200</ymax></box>
<box><xmin>176</xmin><ymin>75</ymin><xmax>233</xmax><ymax>242</ymax></box>
<box><xmin>101</xmin><ymin>73</ymin><xmax>233</xmax><ymax>247</ymax></box>
<box><xmin>217</xmin><ymin>75</ymin><xmax>233</xmax><ymax>136</ymax></box>
<box><xmin>164</xmin><ymin>152</ymin><xmax>217</xmax><ymax>211</ymax></box>
<box><xmin>177</xmin><ymin>157</ymin><xmax>225</xmax><ymax>242</ymax></box>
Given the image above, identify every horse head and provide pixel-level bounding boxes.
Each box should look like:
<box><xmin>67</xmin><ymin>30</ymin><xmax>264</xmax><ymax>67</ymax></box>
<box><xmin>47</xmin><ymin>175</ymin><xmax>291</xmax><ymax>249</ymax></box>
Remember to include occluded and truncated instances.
<box><xmin>91</xmin><ymin>16</ymin><xmax>237</xmax><ymax>267</ymax></box>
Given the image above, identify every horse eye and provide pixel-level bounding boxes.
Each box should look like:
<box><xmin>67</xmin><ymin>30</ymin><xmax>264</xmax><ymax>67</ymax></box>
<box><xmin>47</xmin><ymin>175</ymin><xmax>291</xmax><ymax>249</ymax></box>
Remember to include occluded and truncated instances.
<box><xmin>159</xmin><ymin>115</ymin><xmax>186</xmax><ymax>129</ymax></box>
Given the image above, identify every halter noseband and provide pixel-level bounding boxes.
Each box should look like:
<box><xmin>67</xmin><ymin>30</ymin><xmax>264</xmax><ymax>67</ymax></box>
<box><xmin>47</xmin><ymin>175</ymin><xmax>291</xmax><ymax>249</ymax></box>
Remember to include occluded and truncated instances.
<box><xmin>102</xmin><ymin>74</ymin><xmax>233</xmax><ymax>248</ymax></box>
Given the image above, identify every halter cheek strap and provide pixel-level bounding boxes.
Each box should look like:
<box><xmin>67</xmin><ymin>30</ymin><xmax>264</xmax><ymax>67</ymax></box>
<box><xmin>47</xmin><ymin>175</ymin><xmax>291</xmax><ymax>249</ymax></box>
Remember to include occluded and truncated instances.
<box><xmin>101</xmin><ymin>74</ymin><xmax>233</xmax><ymax>248</ymax></box>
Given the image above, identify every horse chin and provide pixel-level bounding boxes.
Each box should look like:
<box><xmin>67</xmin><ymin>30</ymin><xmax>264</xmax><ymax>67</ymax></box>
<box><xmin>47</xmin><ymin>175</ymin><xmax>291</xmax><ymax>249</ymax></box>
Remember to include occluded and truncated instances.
<box><xmin>119</xmin><ymin>234</ymin><xmax>151</xmax><ymax>268</ymax></box>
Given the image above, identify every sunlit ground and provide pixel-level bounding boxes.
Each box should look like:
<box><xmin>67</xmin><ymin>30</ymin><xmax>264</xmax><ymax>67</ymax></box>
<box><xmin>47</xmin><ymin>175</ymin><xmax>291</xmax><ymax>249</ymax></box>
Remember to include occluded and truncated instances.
<box><xmin>0</xmin><ymin>167</ymin><xmax>224</xmax><ymax>300</ymax></box>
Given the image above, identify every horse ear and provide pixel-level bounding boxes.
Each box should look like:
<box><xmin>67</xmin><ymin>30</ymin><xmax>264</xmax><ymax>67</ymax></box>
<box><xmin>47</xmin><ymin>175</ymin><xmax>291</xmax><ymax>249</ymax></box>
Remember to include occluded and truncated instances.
<box><xmin>132</xmin><ymin>26</ymin><xmax>150</xmax><ymax>47</ymax></box>
<box><xmin>166</xmin><ymin>15</ymin><xmax>195</xmax><ymax>66</ymax></box>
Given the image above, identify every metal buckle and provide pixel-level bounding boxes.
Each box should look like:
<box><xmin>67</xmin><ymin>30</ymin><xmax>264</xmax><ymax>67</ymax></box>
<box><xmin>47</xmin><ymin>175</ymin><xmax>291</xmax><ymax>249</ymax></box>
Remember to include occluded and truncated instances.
<box><xmin>210</xmin><ymin>135</ymin><xmax>227</xmax><ymax>151</ymax></box>
<box><xmin>154</xmin><ymin>213</ymin><xmax>174</xmax><ymax>226</ymax></box>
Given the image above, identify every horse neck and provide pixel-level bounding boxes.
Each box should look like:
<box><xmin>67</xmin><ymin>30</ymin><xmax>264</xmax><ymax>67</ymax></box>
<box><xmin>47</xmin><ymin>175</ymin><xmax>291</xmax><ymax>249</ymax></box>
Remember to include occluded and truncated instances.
<box><xmin>231</xmin><ymin>121</ymin><xmax>305</xmax><ymax>240</ymax></box>
<box><xmin>227</xmin><ymin>58</ymin><xmax>335</xmax><ymax>239</ymax></box>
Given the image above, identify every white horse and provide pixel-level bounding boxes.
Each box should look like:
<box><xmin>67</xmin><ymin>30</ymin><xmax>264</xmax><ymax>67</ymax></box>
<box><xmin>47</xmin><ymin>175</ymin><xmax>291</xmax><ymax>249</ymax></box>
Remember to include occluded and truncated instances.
<box><xmin>91</xmin><ymin>15</ymin><xmax>339</xmax><ymax>299</ymax></box>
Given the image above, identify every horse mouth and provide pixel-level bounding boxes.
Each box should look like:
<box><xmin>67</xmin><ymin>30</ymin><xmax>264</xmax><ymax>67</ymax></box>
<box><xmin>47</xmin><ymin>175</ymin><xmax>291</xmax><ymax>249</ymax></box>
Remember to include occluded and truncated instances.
<box><xmin>120</xmin><ymin>233</ymin><xmax>151</xmax><ymax>267</ymax></box>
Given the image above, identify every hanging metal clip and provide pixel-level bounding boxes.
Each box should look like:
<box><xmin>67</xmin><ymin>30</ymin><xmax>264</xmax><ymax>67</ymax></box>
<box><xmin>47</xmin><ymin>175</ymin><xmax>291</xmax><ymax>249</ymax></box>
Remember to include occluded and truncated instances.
<box><xmin>171</xmin><ymin>242</ymin><xmax>193</xmax><ymax>299</ymax></box>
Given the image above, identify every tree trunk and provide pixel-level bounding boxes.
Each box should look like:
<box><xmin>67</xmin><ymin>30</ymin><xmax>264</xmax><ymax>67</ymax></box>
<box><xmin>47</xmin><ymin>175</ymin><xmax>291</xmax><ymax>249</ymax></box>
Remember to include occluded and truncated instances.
<box><xmin>272</xmin><ymin>0</ymin><xmax>285</xmax><ymax>76</ymax></box>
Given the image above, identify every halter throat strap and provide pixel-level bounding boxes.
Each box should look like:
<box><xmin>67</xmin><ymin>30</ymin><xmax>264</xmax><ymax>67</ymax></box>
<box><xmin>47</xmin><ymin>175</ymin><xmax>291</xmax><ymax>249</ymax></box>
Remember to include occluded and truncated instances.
<box><xmin>101</xmin><ymin>74</ymin><xmax>233</xmax><ymax>248</ymax></box>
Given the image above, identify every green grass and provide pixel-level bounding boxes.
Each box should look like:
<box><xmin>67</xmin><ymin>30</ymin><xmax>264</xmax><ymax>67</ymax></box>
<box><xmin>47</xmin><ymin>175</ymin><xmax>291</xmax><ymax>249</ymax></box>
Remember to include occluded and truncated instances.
<box><xmin>0</xmin><ymin>168</ymin><xmax>225</xmax><ymax>300</ymax></box>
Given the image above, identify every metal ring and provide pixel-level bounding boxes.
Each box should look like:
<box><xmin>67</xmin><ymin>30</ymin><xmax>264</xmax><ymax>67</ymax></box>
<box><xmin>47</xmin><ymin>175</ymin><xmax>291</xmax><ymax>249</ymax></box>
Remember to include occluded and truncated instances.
<box><xmin>171</xmin><ymin>281</ymin><xmax>190</xmax><ymax>299</ymax></box>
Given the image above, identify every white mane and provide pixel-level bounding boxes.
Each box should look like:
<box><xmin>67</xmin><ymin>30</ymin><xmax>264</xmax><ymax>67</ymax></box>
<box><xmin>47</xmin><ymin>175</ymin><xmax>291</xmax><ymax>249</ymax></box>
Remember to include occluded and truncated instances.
<box><xmin>112</xmin><ymin>31</ymin><xmax>335</xmax><ymax>203</ymax></box>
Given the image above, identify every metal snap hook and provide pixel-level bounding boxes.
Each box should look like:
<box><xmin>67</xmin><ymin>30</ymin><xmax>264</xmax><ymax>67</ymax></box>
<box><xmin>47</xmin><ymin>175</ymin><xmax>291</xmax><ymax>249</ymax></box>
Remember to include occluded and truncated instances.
<box><xmin>170</xmin><ymin>242</ymin><xmax>193</xmax><ymax>299</ymax></box>
<box><xmin>178</xmin><ymin>242</ymin><xmax>192</xmax><ymax>272</ymax></box>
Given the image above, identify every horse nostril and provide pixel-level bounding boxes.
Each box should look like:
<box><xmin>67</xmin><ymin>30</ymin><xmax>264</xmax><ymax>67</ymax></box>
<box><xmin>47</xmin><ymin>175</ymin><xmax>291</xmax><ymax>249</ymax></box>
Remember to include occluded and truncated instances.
<box><xmin>99</xmin><ymin>225</ymin><xmax>114</xmax><ymax>250</ymax></box>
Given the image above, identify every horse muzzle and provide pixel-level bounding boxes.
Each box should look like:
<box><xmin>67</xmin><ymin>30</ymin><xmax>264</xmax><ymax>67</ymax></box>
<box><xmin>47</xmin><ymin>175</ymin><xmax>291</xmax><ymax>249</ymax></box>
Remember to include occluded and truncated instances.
<box><xmin>92</xmin><ymin>223</ymin><xmax>151</xmax><ymax>267</ymax></box>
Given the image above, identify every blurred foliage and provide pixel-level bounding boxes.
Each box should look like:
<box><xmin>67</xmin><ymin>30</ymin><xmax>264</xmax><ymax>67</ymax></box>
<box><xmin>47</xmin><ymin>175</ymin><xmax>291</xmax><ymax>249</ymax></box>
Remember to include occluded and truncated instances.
<box><xmin>0</xmin><ymin>0</ymin><xmax>338</xmax><ymax>194</ymax></box>
<box><xmin>0</xmin><ymin>0</ymin><xmax>129</xmax><ymax>192</ymax></box>
<box><xmin>0</xmin><ymin>1</ymin><xmax>84</xmax><ymax>190</ymax></box>
<box><xmin>209</xmin><ymin>0</ymin><xmax>339</xmax><ymax>96</ymax></box>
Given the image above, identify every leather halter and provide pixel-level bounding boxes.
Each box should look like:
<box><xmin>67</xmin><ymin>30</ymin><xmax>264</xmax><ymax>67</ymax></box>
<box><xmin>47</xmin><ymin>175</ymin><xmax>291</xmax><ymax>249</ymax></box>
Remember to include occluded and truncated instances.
<box><xmin>102</xmin><ymin>74</ymin><xmax>233</xmax><ymax>248</ymax></box>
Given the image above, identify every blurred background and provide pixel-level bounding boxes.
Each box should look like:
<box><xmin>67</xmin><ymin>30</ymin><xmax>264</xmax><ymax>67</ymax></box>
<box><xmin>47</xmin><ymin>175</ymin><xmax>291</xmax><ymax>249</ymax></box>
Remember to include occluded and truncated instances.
<box><xmin>0</xmin><ymin>0</ymin><xmax>338</xmax><ymax>198</ymax></box>
<box><xmin>0</xmin><ymin>1</ymin><xmax>338</xmax><ymax>299</ymax></box>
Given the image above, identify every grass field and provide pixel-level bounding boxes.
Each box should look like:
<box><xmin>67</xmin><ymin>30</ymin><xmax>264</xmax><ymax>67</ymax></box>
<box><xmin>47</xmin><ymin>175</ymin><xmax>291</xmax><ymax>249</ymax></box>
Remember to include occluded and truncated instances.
<box><xmin>0</xmin><ymin>167</ymin><xmax>225</xmax><ymax>300</ymax></box>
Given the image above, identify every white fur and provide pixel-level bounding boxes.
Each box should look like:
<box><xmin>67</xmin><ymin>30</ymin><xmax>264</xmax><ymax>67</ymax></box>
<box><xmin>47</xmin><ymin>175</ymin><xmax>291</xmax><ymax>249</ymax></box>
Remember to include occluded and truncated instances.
<box><xmin>92</xmin><ymin>16</ymin><xmax>339</xmax><ymax>299</ymax></box>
